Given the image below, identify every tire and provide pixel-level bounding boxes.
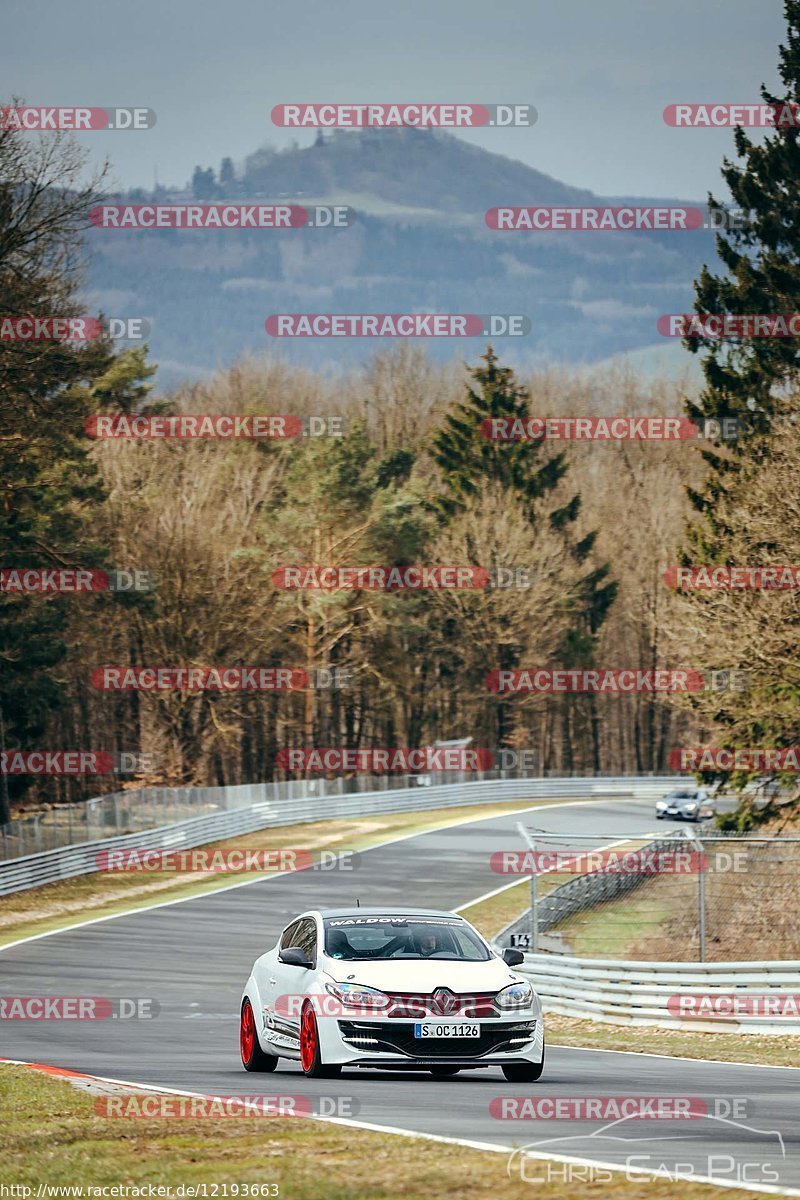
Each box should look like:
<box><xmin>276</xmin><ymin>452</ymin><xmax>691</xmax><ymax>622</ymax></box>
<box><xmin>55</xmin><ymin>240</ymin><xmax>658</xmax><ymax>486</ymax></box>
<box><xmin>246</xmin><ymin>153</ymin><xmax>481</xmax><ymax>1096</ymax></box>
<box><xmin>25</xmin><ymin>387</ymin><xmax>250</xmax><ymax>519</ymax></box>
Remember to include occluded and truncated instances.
<box><xmin>300</xmin><ymin>1002</ymin><xmax>342</xmax><ymax>1079</ymax></box>
<box><xmin>502</xmin><ymin>1050</ymin><xmax>545</xmax><ymax>1083</ymax></box>
<box><xmin>656</xmin><ymin>813</ymin><xmax>664</xmax><ymax>819</ymax></box>
<box><xmin>240</xmin><ymin>998</ymin><xmax>278</xmax><ymax>1072</ymax></box>
<box><xmin>429</xmin><ymin>1066</ymin><xmax>461</xmax><ymax>1077</ymax></box>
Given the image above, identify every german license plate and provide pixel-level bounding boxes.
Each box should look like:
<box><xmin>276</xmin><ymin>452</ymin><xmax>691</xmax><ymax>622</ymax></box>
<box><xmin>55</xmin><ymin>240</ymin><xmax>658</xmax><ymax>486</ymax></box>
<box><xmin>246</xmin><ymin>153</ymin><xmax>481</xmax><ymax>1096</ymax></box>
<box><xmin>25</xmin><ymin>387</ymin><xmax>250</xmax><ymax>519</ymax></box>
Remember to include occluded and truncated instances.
<box><xmin>413</xmin><ymin>1022</ymin><xmax>480</xmax><ymax>1038</ymax></box>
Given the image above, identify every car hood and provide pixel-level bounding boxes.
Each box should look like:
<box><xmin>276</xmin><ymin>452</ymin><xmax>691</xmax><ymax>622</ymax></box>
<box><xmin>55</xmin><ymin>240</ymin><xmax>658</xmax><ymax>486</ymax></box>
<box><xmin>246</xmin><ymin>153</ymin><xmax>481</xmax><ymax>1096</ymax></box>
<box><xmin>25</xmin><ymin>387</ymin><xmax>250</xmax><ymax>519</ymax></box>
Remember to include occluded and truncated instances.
<box><xmin>323</xmin><ymin>956</ymin><xmax>523</xmax><ymax>993</ymax></box>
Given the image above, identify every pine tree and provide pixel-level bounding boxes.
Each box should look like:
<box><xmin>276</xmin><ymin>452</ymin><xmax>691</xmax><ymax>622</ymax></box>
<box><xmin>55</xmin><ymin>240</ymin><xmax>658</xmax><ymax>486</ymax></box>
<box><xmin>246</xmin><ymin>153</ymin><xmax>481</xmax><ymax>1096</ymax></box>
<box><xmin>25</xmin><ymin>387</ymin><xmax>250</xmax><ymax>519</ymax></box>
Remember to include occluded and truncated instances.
<box><xmin>431</xmin><ymin>346</ymin><xmax>571</xmax><ymax>524</ymax></box>
<box><xmin>675</xmin><ymin>3</ymin><xmax>800</xmax><ymax>814</ymax></box>
<box><xmin>431</xmin><ymin>348</ymin><xmax>616</xmax><ymax>767</ymax></box>
<box><xmin>685</xmin><ymin>0</ymin><xmax>800</xmax><ymax>536</ymax></box>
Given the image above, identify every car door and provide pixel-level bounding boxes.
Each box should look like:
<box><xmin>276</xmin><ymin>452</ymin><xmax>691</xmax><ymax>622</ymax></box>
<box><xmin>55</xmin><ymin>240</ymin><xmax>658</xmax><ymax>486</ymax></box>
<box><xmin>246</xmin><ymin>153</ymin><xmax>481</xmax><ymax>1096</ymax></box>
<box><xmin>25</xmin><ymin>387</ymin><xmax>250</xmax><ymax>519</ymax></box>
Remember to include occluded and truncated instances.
<box><xmin>279</xmin><ymin>917</ymin><xmax>317</xmax><ymax>1046</ymax></box>
<box><xmin>260</xmin><ymin>919</ymin><xmax>301</xmax><ymax>1044</ymax></box>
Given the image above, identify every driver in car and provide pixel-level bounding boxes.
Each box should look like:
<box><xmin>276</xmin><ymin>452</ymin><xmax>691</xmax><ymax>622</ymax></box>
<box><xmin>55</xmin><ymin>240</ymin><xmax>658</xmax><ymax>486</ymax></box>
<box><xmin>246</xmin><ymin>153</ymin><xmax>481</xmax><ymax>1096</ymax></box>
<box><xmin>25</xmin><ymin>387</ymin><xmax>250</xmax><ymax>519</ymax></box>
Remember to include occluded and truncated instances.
<box><xmin>326</xmin><ymin>930</ymin><xmax>353</xmax><ymax>959</ymax></box>
<box><xmin>418</xmin><ymin>931</ymin><xmax>446</xmax><ymax>957</ymax></box>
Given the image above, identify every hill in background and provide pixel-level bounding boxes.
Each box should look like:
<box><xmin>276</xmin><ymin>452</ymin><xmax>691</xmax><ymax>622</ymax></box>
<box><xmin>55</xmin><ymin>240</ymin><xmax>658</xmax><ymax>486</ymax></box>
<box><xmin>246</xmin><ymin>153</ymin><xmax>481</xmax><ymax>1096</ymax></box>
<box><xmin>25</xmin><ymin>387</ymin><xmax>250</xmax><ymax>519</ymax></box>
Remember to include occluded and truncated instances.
<box><xmin>87</xmin><ymin>129</ymin><xmax>715</xmax><ymax>387</ymax></box>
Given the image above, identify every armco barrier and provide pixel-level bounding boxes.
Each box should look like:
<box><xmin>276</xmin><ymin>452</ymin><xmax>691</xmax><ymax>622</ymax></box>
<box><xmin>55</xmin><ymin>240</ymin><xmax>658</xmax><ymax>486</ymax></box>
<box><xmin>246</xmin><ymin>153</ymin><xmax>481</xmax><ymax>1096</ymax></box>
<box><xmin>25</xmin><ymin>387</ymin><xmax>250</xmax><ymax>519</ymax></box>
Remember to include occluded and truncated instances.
<box><xmin>0</xmin><ymin>774</ymin><xmax>675</xmax><ymax>897</ymax></box>
<box><xmin>513</xmin><ymin>952</ymin><xmax>800</xmax><ymax>1034</ymax></box>
<box><xmin>496</xmin><ymin>833</ymin><xmax>688</xmax><ymax>949</ymax></box>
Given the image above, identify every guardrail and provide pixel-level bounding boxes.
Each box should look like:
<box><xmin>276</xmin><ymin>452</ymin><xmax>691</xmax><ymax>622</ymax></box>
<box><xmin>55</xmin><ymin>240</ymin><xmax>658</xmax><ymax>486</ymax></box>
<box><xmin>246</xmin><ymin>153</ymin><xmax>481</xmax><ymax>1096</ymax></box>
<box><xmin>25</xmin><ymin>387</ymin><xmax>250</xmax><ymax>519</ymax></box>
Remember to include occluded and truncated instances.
<box><xmin>496</xmin><ymin>833</ymin><xmax>687</xmax><ymax>951</ymax></box>
<box><xmin>0</xmin><ymin>771</ymin><xmax>677</xmax><ymax>861</ymax></box>
<box><xmin>514</xmin><ymin>952</ymin><xmax>800</xmax><ymax>1034</ymax></box>
<box><xmin>0</xmin><ymin>774</ymin><xmax>676</xmax><ymax>897</ymax></box>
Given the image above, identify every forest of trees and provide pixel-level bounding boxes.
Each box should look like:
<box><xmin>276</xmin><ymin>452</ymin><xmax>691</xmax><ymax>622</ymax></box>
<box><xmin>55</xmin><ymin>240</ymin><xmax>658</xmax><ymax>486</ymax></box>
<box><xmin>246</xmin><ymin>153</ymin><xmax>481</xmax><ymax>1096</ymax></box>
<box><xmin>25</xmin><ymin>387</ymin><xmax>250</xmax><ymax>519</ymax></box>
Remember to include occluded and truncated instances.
<box><xmin>3</xmin><ymin>2</ymin><xmax>800</xmax><ymax>826</ymax></box>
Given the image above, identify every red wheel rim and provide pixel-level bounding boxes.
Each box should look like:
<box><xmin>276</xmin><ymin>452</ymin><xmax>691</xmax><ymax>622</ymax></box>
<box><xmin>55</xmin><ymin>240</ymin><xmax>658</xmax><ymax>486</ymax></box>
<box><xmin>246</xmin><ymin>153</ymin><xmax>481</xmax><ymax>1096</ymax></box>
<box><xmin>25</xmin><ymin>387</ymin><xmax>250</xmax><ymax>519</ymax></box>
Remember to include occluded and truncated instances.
<box><xmin>240</xmin><ymin>1000</ymin><xmax>255</xmax><ymax>1063</ymax></box>
<box><xmin>300</xmin><ymin>1006</ymin><xmax>317</xmax><ymax>1071</ymax></box>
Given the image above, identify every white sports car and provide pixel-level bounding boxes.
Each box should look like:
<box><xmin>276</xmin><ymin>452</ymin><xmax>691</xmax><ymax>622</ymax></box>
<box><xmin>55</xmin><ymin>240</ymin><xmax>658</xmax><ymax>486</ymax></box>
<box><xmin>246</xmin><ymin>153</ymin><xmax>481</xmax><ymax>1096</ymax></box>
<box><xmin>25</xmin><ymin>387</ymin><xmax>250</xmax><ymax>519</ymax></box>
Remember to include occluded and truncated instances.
<box><xmin>240</xmin><ymin>907</ymin><xmax>545</xmax><ymax>1081</ymax></box>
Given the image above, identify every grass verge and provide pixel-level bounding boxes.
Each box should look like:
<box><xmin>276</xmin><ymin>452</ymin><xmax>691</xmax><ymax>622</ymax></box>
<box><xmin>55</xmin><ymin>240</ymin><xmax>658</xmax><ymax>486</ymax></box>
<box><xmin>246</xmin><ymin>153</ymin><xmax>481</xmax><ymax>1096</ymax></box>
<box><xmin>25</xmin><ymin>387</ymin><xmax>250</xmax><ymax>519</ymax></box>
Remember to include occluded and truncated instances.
<box><xmin>546</xmin><ymin>1013</ymin><xmax>800</xmax><ymax>1068</ymax></box>
<box><xmin>549</xmin><ymin>887</ymin><xmax>675</xmax><ymax>959</ymax></box>
<box><xmin>459</xmin><ymin>871</ymin><xmax>579</xmax><ymax>942</ymax></box>
<box><xmin>0</xmin><ymin>1065</ymin><xmax>742</xmax><ymax>1199</ymax></box>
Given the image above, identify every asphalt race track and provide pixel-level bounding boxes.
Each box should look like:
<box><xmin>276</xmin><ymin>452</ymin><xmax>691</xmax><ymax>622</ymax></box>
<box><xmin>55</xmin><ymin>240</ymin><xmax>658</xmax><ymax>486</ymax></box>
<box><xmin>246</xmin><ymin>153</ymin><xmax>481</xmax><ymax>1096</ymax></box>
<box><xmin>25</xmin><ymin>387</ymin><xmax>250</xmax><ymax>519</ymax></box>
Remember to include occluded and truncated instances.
<box><xmin>2</xmin><ymin>796</ymin><xmax>799</xmax><ymax>1194</ymax></box>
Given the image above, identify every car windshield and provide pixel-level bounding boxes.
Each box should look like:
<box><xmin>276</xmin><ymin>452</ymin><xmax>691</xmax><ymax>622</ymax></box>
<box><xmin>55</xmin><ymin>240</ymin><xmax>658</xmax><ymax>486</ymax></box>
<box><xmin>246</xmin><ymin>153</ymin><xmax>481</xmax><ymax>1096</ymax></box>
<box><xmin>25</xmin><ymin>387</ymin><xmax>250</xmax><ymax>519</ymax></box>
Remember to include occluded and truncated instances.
<box><xmin>323</xmin><ymin>916</ymin><xmax>491</xmax><ymax>961</ymax></box>
<box><xmin>668</xmin><ymin>791</ymin><xmax>697</xmax><ymax>800</ymax></box>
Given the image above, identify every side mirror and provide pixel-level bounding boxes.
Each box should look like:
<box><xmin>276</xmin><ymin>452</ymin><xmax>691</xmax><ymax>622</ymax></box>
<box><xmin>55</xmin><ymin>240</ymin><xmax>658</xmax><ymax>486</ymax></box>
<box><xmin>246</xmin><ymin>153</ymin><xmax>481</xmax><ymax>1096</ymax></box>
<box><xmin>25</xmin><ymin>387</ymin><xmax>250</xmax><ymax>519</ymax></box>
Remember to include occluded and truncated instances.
<box><xmin>502</xmin><ymin>947</ymin><xmax>525</xmax><ymax>966</ymax></box>
<box><xmin>279</xmin><ymin>946</ymin><xmax>314</xmax><ymax>969</ymax></box>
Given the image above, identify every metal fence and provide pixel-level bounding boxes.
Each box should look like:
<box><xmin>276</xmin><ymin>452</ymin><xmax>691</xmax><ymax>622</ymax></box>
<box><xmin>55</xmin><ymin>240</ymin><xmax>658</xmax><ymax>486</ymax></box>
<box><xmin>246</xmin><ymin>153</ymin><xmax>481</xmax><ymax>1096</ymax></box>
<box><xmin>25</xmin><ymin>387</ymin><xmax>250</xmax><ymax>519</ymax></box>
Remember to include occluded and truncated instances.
<box><xmin>0</xmin><ymin>773</ymin><xmax>677</xmax><ymax>896</ymax></box>
<box><xmin>0</xmin><ymin>770</ymin><xmax>676</xmax><ymax>861</ymax></box>
<box><xmin>497</xmin><ymin>827</ymin><xmax>800</xmax><ymax>963</ymax></box>
<box><xmin>2</xmin><ymin>773</ymin><xmax>506</xmax><ymax>860</ymax></box>
<box><xmin>512</xmin><ymin>952</ymin><xmax>800</xmax><ymax>1034</ymax></box>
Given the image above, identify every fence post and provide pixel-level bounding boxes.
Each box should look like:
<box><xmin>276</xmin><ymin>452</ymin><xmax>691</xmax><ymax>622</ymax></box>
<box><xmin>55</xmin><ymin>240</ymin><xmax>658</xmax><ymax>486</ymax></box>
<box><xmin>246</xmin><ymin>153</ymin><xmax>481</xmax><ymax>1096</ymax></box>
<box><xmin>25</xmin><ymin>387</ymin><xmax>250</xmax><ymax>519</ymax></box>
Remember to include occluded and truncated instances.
<box><xmin>693</xmin><ymin>828</ymin><xmax>706</xmax><ymax>962</ymax></box>
<box><xmin>530</xmin><ymin>835</ymin><xmax>539</xmax><ymax>953</ymax></box>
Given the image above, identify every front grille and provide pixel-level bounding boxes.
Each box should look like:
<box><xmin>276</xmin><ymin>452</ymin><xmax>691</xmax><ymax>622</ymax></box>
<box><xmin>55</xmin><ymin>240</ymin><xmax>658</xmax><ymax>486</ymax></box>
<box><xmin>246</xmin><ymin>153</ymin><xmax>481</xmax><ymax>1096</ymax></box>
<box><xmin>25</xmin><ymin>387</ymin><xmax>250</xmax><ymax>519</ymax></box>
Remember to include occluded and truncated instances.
<box><xmin>339</xmin><ymin>1019</ymin><xmax>536</xmax><ymax>1058</ymax></box>
<box><xmin>383</xmin><ymin>991</ymin><xmax>500</xmax><ymax>1018</ymax></box>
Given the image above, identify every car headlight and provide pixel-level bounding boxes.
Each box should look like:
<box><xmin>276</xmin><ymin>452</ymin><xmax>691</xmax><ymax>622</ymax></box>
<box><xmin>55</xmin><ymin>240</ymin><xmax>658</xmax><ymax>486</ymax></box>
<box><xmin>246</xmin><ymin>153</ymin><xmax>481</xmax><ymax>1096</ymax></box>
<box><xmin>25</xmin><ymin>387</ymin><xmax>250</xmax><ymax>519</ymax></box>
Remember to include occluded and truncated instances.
<box><xmin>325</xmin><ymin>981</ymin><xmax>390</xmax><ymax>1009</ymax></box>
<box><xmin>496</xmin><ymin>981</ymin><xmax>534</xmax><ymax>1008</ymax></box>
<box><xmin>656</xmin><ymin>801</ymin><xmax>667</xmax><ymax>809</ymax></box>
<box><xmin>684</xmin><ymin>803</ymin><xmax>698</xmax><ymax>810</ymax></box>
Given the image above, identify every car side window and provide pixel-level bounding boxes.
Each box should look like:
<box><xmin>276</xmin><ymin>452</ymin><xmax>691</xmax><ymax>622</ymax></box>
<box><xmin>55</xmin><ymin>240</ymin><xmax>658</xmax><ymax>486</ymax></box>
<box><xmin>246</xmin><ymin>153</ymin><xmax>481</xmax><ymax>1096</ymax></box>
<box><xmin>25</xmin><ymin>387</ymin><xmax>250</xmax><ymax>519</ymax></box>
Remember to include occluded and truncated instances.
<box><xmin>279</xmin><ymin>920</ymin><xmax>300</xmax><ymax>951</ymax></box>
<box><xmin>292</xmin><ymin>918</ymin><xmax>317</xmax><ymax>964</ymax></box>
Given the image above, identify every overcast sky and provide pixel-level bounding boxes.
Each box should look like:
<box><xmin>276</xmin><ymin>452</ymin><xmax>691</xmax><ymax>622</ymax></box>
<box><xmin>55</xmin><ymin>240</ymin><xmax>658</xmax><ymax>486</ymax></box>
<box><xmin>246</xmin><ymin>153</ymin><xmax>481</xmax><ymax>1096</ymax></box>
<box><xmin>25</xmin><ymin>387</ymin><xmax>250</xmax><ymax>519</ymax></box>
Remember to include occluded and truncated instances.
<box><xmin>4</xmin><ymin>0</ymin><xmax>786</xmax><ymax>199</ymax></box>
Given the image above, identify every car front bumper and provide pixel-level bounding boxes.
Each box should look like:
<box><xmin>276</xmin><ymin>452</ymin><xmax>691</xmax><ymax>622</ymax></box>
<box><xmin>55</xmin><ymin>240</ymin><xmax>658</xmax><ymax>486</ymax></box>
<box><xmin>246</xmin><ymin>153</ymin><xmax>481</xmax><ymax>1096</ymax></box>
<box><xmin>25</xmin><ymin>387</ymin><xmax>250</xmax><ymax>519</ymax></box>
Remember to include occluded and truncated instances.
<box><xmin>317</xmin><ymin>1012</ymin><xmax>545</xmax><ymax>1067</ymax></box>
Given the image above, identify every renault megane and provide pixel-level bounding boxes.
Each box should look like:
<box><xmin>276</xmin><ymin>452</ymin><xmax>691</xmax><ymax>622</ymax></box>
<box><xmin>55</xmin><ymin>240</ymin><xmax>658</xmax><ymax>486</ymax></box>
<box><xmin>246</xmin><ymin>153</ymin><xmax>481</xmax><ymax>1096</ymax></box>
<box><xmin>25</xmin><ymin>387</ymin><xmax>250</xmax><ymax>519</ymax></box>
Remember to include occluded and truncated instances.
<box><xmin>240</xmin><ymin>907</ymin><xmax>545</xmax><ymax>1081</ymax></box>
